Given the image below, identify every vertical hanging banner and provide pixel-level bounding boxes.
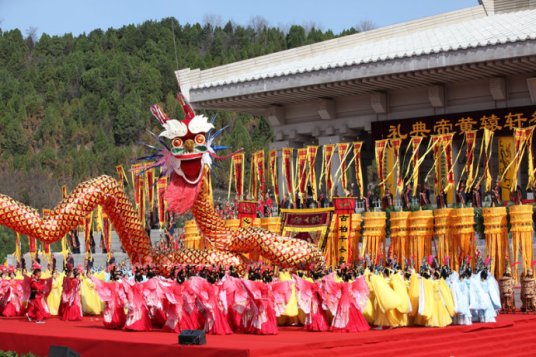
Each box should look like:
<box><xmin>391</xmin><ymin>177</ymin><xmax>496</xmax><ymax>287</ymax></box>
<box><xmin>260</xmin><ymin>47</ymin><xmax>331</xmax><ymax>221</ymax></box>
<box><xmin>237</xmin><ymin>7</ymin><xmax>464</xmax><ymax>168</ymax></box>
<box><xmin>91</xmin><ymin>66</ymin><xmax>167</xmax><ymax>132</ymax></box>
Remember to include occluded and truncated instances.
<box><xmin>432</xmin><ymin>136</ymin><xmax>442</xmax><ymax>195</ymax></box>
<box><xmin>333</xmin><ymin>197</ymin><xmax>356</xmax><ymax>264</ymax></box>
<box><xmin>84</xmin><ymin>212</ymin><xmax>93</xmax><ymax>262</ymax></box>
<box><xmin>116</xmin><ymin>165</ymin><xmax>129</xmax><ymax>187</ymax></box>
<box><xmin>323</xmin><ymin>144</ymin><xmax>335</xmax><ymax>199</ymax></box>
<box><xmin>282</xmin><ymin>148</ymin><xmax>294</xmax><ymax>202</ymax></box>
<box><xmin>336</xmin><ymin>143</ymin><xmax>350</xmax><ymax>193</ymax></box>
<box><xmin>498</xmin><ymin>136</ymin><xmax>515</xmax><ymax>201</ymax></box>
<box><xmin>130</xmin><ymin>164</ymin><xmax>143</xmax><ymax>207</ymax></box>
<box><xmin>441</xmin><ymin>133</ymin><xmax>455</xmax><ymax>194</ymax></box>
<box><xmin>353</xmin><ymin>142</ymin><xmax>364</xmax><ymax>198</ymax></box>
<box><xmin>465</xmin><ymin>130</ymin><xmax>477</xmax><ymax>188</ymax></box>
<box><xmin>157</xmin><ymin>177</ymin><xmax>168</xmax><ymax>229</ymax></box>
<box><xmin>307</xmin><ymin>146</ymin><xmax>319</xmax><ymax>201</ymax></box>
<box><xmin>268</xmin><ymin>150</ymin><xmax>279</xmax><ymax>204</ymax></box>
<box><xmin>145</xmin><ymin>166</ymin><xmax>155</xmax><ymax>211</ymax></box>
<box><xmin>390</xmin><ymin>138</ymin><xmax>403</xmax><ymax>195</ymax></box>
<box><xmin>511</xmin><ymin>128</ymin><xmax>528</xmax><ymax>191</ymax></box>
<box><xmin>411</xmin><ymin>136</ymin><xmax>424</xmax><ymax>196</ymax></box>
<box><xmin>237</xmin><ymin>201</ymin><xmax>257</xmax><ymax>227</ymax></box>
<box><xmin>138</xmin><ymin>176</ymin><xmax>146</xmax><ymax>226</ymax></box>
<box><xmin>375</xmin><ymin>140</ymin><xmax>389</xmax><ymax>196</ymax></box>
<box><xmin>255</xmin><ymin>150</ymin><xmax>266</xmax><ymax>198</ymax></box>
<box><xmin>482</xmin><ymin>129</ymin><xmax>495</xmax><ymax>192</ymax></box>
<box><xmin>15</xmin><ymin>232</ymin><xmax>21</xmax><ymax>263</ymax></box>
<box><xmin>527</xmin><ymin>126</ymin><xmax>536</xmax><ymax>188</ymax></box>
<box><xmin>297</xmin><ymin>148</ymin><xmax>308</xmax><ymax>197</ymax></box>
<box><xmin>28</xmin><ymin>236</ymin><xmax>37</xmax><ymax>261</ymax></box>
<box><xmin>102</xmin><ymin>213</ymin><xmax>112</xmax><ymax>260</ymax></box>
<box><xmin>249</xmin><ymin>153</ymin><xmax>258</xmax><ymax>200</ymax></box>
<box><xmin>232</xmin><ymin>152</ymin><xmax>245</xmax><ymax>200</ymax></box>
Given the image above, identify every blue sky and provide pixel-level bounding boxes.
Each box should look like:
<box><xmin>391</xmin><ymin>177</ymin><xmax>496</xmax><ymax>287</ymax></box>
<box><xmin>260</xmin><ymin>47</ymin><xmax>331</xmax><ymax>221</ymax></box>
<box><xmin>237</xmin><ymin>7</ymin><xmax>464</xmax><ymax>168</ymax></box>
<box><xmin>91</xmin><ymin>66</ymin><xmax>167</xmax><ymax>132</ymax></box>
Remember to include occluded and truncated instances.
<box><xmin>1</xmin><ymin>0</ymin><xmax>478</xmax><ymax>37</ymax></box>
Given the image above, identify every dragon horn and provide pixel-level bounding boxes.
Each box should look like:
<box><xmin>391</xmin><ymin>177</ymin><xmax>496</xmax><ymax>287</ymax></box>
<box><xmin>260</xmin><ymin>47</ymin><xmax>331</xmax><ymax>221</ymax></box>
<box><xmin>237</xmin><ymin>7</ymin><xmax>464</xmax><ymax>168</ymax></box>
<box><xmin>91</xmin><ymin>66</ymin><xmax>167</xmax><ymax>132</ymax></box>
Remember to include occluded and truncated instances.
<box><xmin>176</xmin><ymin>92</ymin><xmax>196</xmax><ymax>121</ymax></box>
<box><xmin>150</xmin><ymin>104</ymin><xmax>170</xmax><ymax>125</ymax></box>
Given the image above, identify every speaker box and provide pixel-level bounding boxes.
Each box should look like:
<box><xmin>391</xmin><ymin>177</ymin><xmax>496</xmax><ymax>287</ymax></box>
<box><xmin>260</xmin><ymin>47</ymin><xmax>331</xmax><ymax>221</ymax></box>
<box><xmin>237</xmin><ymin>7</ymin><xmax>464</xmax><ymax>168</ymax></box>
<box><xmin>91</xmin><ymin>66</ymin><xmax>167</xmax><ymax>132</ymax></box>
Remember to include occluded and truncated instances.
<box><xmin>48</xmin><ymin>346</ymin><xmax>80</xmax><ymax>357</ymax></box>
<box><xmin>178</xmin><ymin>329</ymin><xmax>206</xmax><ymax>345</ymax></box>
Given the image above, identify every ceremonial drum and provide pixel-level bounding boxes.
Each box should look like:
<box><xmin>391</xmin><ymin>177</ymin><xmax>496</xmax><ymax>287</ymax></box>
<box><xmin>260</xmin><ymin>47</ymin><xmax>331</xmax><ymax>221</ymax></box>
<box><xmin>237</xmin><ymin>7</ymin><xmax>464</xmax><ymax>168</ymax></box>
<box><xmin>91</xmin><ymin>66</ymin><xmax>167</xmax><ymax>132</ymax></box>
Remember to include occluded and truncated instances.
<box><xmin>509</xmin><ymin>205</ymin><xmax>534</xmax><ymax>280</ymax></box>
<box><xmin>409</xmin><ymin>210</ymin><xmax>434</xmax><ymax>267</ymax></box>
<box><xmin>183</xmin><ymin>219</ymin><xmax>201</xmax><ymax>249</ymax></box>
<box><xmin>434</xmin><ymin>208</ymin><xmax>453</xmax><ymax>266</ymax></box>
<box><xmin>361</xmin><ymin>212</ymin><xmax>387</xmax><ymax>263</ymax></box>
<box><xmin>389</xmin><ymin>211</ymin><xmax>410</xmax><ymax>268</ymax></box>
<box><xmin>452</xmin><ymin>208</ymin><xmax>475</xmax><ymax>270</ymax></box>
<box><xmin>482</xmin><ymin>207</ymin><xmax>508</xmax><ymax>279</ymax></box>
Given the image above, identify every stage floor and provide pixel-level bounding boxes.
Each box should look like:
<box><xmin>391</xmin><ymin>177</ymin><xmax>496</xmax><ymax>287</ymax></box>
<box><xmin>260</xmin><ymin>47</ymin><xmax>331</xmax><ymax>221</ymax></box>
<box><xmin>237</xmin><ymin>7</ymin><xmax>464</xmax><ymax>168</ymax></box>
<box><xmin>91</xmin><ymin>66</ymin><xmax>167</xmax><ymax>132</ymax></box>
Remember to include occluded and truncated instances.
<box><xmin>1</xmin><ymin>314</ymin><xmax>536</xmax><ymax>357</ymax></box>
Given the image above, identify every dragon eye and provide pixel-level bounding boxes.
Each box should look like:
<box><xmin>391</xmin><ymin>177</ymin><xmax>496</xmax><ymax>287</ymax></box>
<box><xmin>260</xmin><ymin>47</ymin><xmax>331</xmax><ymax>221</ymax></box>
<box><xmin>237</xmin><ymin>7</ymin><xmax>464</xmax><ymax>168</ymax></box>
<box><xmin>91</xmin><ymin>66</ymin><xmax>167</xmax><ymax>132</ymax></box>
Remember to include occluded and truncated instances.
<box><xmin>172</xmin><ymin>138</ymin><xmax>183</xmax><ymax>148</ymax></box>
<box><xmin>194</xmin><ymin>134</ymin><xmax>206</xmax><ymax>145</ymax></box>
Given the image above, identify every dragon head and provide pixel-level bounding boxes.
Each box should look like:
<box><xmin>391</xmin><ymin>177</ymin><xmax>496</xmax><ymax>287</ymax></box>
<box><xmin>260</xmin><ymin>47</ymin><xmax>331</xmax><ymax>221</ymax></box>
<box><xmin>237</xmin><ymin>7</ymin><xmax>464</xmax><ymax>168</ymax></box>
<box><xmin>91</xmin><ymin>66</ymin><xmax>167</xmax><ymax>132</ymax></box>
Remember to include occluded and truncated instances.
<box><xmin>151</xmin><ymin>94</ymin><xmax>214</xmax><ymax>185</ymax></box>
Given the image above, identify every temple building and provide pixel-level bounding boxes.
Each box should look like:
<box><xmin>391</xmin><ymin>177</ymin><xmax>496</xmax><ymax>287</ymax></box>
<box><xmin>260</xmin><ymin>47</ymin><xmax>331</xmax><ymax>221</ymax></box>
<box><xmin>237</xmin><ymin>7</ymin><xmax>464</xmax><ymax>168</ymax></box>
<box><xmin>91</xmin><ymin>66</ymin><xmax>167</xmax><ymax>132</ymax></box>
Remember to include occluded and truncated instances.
<box><xmin>176</xmin><ymin>0</ymin><xmax>536</xmax><ymax>204</ymax></box>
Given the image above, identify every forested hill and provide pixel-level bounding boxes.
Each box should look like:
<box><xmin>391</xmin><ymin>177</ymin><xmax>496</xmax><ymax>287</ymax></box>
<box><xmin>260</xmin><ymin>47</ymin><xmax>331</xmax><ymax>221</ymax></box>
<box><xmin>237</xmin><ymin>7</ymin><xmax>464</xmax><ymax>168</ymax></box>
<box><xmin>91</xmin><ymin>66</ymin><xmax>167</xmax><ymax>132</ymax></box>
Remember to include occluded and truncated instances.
<box><xmin>0</xmin><ymin>18</ymin><xmax>364</xmax><ymax>211</ymax></box>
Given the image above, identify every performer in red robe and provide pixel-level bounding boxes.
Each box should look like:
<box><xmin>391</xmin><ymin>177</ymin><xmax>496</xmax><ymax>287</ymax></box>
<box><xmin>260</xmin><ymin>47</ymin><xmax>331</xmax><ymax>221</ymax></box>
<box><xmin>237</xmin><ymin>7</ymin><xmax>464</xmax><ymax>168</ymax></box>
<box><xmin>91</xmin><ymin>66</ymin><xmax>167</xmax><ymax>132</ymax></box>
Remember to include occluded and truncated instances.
<box><xmin>26</xmin><ymin>263</ymin><xmax>52</xmax><ymax>323</ymax></box>
<box><xmin>59</xmin><ymin>264</ymin><xmax>83</xmax><ymax>321</ymax></box>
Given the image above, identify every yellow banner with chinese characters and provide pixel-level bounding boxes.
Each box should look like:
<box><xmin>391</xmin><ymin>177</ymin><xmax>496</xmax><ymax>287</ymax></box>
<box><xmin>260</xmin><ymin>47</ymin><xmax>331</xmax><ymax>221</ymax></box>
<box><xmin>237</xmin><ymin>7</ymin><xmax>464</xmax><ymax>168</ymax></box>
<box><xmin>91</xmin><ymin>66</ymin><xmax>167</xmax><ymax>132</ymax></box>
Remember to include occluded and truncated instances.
<box><xmin>498</xmin><ymin>136</ymin><xmax>515</xmax><ymax>201</ymax></box>
<box><xmin>410</xmin><ymin>136</ymin><xmax>424</xmax><ymax>196</ymax></box>
<box><xmin>323</xmin><ymin>144</ymin><xmax>335</xmax><ymax>199</ymax></box>
<box><xmin>375</xmin><ymin>140</ymin><xmax>389</xmax><ymax>196</ymax></box>
<box><xmin>482</xmin><ymin>129</ymin><xmax>495</xmax><ymax>192</ymax></box>
<box><xmin>465</xmin><ymin>131</ymin><xmax>477</xmax><ymax>188</ymax></box>
<box><xmin>353</xmin><ymin>142</ymin><xmax>364</xmax><ymax>198</ymax></box>
<box><xmin>336</xmin><ymin>143</ymin><xmax>350</xmax><ymax>192</ymax></box>
<box><xmin>307</xmin><ymin>146</ymin><xmax>318</xmax><ymax>201</ymax></box>
<box><xmin>336</xmin><ymin>213</ymin><xmax>351</xmax><ymax>264</ymax></box>
<box><xmin>441</xmin><ymin>133</ymin><xmax>455</xmax><ymax>202</ymax></box>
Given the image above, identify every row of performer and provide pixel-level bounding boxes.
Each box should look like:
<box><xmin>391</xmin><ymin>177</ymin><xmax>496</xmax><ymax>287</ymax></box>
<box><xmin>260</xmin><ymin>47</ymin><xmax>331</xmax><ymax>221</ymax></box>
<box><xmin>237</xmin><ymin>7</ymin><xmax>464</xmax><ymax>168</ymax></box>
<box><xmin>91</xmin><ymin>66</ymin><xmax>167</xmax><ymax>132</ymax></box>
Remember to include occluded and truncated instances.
<box><xmin>0</xmin><ymin>259</ymin><xmax>506</xmax><ymax>334</ymax></box>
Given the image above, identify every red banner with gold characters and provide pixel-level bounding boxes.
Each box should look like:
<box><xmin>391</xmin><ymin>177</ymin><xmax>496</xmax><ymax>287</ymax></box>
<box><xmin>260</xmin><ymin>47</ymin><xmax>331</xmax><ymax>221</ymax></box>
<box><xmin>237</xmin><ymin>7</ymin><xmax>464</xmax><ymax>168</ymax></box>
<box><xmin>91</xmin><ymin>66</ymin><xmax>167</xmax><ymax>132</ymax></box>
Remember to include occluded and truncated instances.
<box><xmin>375</xmin><ymin>140</ymin><xmax>388</xmax><ymax>195</ymax></box>
<box><xmin>157</xmin><ymin>177</ymin><xmax>168</xmax><ymax>228</ymax></box>
<box><xmin>432</xmin><ymin>136</ymin><xmax>442</xmax><ymax>194</ymax></box>
<box><xmin>249</xmin><ymin>153</ymin><xmax>257</xmax><ymax>200</ymax></box>
<box><xmin>282</xmin><ymin>148</ymin><xmax>294</xmax><ymax>202</ymax></box>
<box><xmin>353</xmin><ymin>142</ymin><xmax>364</xmax><ymax>198</ymax></box>
<box><xmin>130</xmin><ymin>163</ymin><xmax>143</xmax><ymax>206</ymax></box>
<box><xmin>145</xmin><ymin>167</ymin><xmax>155</xmax><ymax>210</ymax></box>
<box><xmin>411</xmin><ymin>136</ymin><xmax>423</xmax><ymax>196</ymax></box>
<box><xmin>297</xmin><ymin>148</ymin><xmax>308</xmax><ymax>197</ymax></box>
<box><xmin>441</xmin><ymin>133</ymin><xmax>455</xmax><ymax>193</ymax></box>
<box><xmin>307</xmin><ymin>146</ymin><xmax>318</xmax><ymax>201</ymax></box>
<box><xmin>333</xmin><ymin>197</ymin><xmax>356</xmax><ymax>264</ymax></box>
<box><xmin>255</xmin><ymin>150</ymin><xmax>266</xmax><ymax>198</ymax></box>
<box><xmin>465</xmin><ymin>130</ymin><xmax>477</xmax><ymax>188</ymax></box>
<box><xmin>238</xmin><ymin>201</ymin><xmax>257</xmax><ymax>227</ymax></box>
<box><xmin>323</xmin><ymin>144</ymin><xmax>335</xmax><ymax>199</ymax></box>
<box><xmin>268</xmin><ymin>150</ymin><xmax>279</xmax><ymax>204</ymax></box>
<box><xmin>138</xmin><ymin>176</ymin><xmax>146</xmax><ymax>227</ymax></box>
<box><xmin>390</xmin><ymin>138</ymin><xmax>403</xmax><ymax>195</ymax></box>
<box><xmin>336</xmin><ymin>143</ymin><xmax>350</xmax><ymax>192</ymax></box>
<box><xmin>232</xmin><ymin>152</ymin><xmax>245</xmax><ymax>199</ymax></box>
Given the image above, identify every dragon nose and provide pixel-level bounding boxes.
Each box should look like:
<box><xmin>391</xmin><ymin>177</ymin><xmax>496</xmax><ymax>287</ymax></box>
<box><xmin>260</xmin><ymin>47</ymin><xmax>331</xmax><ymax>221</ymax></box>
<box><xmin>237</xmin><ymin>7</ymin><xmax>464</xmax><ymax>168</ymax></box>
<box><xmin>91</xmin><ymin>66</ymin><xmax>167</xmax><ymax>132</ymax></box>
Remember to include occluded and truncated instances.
<box><xmin>184</xmin><ymin>139</ymin><xmax>195</xmax><ymax>152</ymax></box>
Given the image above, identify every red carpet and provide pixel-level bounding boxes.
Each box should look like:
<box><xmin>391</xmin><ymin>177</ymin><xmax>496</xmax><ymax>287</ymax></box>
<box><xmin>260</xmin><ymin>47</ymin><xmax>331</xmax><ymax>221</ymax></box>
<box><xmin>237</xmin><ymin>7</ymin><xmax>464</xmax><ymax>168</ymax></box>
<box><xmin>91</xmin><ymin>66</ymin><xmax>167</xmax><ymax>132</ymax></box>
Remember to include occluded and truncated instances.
<box><xmin>1</xmin><ymin>315</ymin><xmax>536</xmax><ymax>357</ymax></box>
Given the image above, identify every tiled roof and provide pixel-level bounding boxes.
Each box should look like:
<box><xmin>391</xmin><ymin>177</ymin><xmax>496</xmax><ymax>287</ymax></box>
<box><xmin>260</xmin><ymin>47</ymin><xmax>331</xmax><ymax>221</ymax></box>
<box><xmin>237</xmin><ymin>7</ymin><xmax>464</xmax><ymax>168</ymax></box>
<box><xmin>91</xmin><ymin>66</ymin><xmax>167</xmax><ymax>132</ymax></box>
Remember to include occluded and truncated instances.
<box><xmin>189</xmin><ymin>8</ymin><xmax>536</xmax><ymax>90</ymax></box>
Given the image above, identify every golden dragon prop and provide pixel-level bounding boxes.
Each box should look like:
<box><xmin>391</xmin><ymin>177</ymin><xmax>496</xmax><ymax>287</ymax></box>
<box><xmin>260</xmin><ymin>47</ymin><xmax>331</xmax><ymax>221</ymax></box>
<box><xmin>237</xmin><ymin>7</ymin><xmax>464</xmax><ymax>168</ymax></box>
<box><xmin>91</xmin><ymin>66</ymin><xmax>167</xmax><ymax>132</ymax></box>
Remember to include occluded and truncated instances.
<box><xmin>0</xmin><ymin>95</ymin><xmax>325</xmax><ymax>271</ymax></box>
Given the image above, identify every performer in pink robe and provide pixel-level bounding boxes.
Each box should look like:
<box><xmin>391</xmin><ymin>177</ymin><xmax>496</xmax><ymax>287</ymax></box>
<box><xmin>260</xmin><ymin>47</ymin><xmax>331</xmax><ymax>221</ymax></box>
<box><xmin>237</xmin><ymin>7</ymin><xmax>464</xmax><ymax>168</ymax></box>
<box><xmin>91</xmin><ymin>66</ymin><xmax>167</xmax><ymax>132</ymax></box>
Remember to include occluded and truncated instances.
<box><xmin>92</xmin><ymin>275</ymin><xmax>126</xmax><ymax>329</ymax></box>
<box><xmin>189</xmin><ymin>276</ymin><xmax>232</xmax><ymax>335</ymax></box>
<box><xmin>59</xmin><ymin>264</ymin><xmax>83</xmax><ymax>321</ymax></box>
<box><xmin>25</xmin><ymin>263</ymin><xmax>52</xmax><ymax>323</ymax></box>
<box><xmin>2</xmin><ymin>268</ymin><xmax>24</xmax><ymax>317</ymax></box>
<box><xmin>321</xmin><ymin>273</ymin><xmax>370</xmax><ymax>333</ymax></box>
<box><xmin>293</xmin><ymin>275</ymin><xmax>330</xmax><ymax>332</ymax></box>
<box><xmin>121</xmin><ymin>279</ymin><xmax>152</xmax><ymax>331</ymax></box>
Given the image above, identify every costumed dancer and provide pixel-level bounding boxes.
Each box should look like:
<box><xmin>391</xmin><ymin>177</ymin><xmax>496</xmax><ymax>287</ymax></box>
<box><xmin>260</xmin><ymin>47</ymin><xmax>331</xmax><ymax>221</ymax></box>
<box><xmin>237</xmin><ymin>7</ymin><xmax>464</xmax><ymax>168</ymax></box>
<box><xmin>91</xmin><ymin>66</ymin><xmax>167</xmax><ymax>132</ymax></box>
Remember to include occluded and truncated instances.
<box><xmin>91</xmin><ymin>265</ymin><xmax>126</xmax><ymax>329</ymax></box>
<box><xmin>321</xmin><ymin>269</ymin><xmax>370</xmax><ymax>332</ymax></box>
<box><xmin>1</xmin><ymin>266</ymin><xmax>24</xmax><ymax>317</ymax></box>
<box><xmin>59</xmin><ymin>264</ymin><xmax>83</xmax><ymax>321</ymax></box>
<box><xmin>293</xmin><ymin>272</ymin><xmax>330</xmax><ymax>331</ymax></box>
<box><xmin>121</xmin><ymin>278</ymin><xmax>152</xmax><ymax>331</ymax></box>
<box><xmin>25</xmin><ymin>263</ymin><xmax>52</xmax><ymax>323</ymax></box>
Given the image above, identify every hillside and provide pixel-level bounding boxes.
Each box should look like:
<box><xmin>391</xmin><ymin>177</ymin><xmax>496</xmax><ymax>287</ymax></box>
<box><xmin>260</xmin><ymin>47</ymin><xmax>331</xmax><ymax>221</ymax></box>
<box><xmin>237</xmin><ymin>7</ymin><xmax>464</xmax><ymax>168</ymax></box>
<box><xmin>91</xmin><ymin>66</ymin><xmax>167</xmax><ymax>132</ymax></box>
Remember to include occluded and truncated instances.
<box><xmin>0</xmin><ymin>18</ymin><xmax>361</xmax><ymax>261</ymax></box>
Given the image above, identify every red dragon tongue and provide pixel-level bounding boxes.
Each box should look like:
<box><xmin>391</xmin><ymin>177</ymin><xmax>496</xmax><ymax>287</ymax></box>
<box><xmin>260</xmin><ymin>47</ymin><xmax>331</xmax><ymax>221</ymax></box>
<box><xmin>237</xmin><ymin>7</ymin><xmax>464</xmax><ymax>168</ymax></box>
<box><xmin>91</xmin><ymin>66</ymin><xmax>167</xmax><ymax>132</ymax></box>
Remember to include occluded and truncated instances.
<box><xmin>164</xmin><ymin>173</ymin><xmax>202</xmax><ymax>214</ymax></box>
<box><xmin>181</xmin><ymin>157</ymin><xmax>202</xmax><ymax>182</ymax></box>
